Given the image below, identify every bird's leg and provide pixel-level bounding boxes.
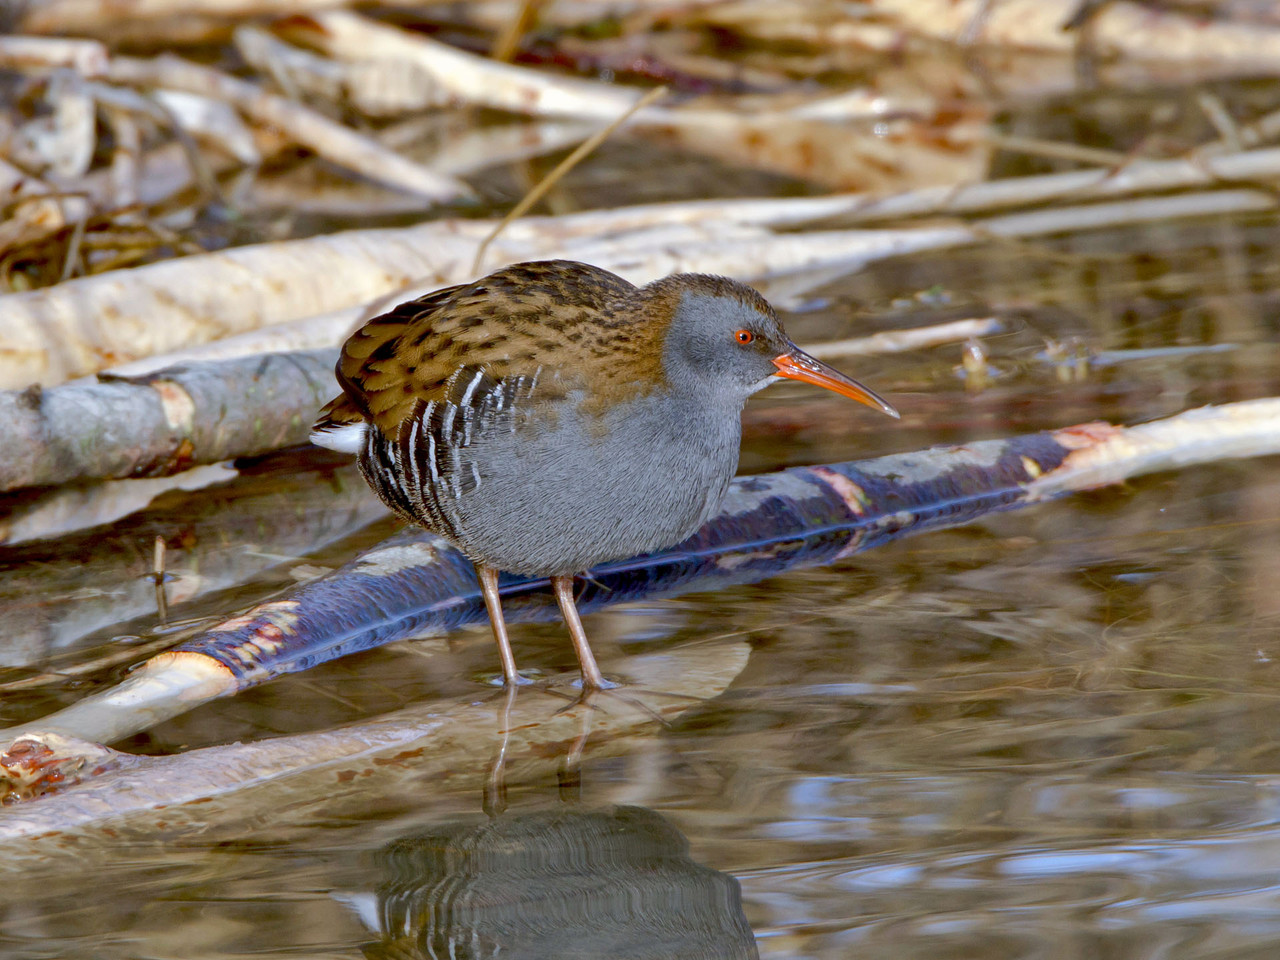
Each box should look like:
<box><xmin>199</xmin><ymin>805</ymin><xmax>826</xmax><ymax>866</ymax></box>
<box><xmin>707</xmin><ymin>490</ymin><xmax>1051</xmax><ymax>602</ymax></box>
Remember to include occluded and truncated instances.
<box><xmin>476</xmin><ymin>564</ymin><xmax>522</xmax><ymax>686</ymax></box>
<box><xmin>550</xmin><ymin>575</ymin><xmax>607</xmax><ymax>690</ymax></box>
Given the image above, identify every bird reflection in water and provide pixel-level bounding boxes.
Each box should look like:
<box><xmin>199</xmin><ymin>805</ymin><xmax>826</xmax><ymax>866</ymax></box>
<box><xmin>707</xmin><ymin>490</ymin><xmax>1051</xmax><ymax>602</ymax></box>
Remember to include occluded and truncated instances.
<box><xmin>350</xmin><ymin>687</ymin><xmax>758</xmax><ymax>959</ymax></box>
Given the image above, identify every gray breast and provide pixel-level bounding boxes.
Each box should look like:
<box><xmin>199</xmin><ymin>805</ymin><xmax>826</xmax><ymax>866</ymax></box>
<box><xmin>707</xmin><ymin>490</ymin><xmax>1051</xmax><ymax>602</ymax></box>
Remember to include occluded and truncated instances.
<box><xmin>438</xmin><ymin>389</ymin><xmax>742</xmax><ymax>576</ymax></box>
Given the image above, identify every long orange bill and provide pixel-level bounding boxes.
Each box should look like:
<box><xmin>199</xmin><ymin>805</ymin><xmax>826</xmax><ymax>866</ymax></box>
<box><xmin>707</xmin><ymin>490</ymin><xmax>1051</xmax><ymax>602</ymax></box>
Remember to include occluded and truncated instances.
<box><xmin>773</xmin><ymin>343</ymin><xmax>900</xmax><ymax>419</ymax></box>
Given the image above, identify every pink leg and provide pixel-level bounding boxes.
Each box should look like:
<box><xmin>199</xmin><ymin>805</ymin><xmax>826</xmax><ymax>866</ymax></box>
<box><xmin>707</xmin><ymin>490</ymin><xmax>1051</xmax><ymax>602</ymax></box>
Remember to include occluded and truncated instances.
<box><xmin>551</xmin><ymin>575</ymin><xmax>606</xmax><ymax>689</ymax></box>
<box><xmin>477</xmin><ymin>565</ymin><xmax>521</xmax><ymax>686</ymax></box>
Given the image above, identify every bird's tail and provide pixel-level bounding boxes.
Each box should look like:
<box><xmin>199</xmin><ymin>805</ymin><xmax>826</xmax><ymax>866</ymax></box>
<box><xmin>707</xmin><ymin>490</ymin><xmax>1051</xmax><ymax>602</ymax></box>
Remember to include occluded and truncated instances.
<box><xmin>311</xmin><ymin>394</ymin><xmax>368</xmax><ymax>453</ymax></box>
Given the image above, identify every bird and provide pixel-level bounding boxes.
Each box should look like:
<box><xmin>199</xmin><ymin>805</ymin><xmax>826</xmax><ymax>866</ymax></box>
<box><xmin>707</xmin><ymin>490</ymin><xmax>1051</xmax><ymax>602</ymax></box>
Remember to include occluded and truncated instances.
<box><xmin>312</xmin><ymin>259</ymin><xmax>898</xmax><ymax>689</ymax></box>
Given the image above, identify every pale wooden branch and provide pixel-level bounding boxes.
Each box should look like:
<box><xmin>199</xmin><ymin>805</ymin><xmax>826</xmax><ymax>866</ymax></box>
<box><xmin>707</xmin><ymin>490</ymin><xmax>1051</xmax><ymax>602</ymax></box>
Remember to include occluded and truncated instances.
<box><xmin>100</xmin><ymin>306</ymin><xmax>367</xmax><ymax>379</ymax></box>
<box><xmin>309</xmin><ymin>10</ymin><xmax>913</xmax><ymax>129</ymax></box>
<box><xmin>149</xmin><ymin>89</ymin><xmax>261</xmax><ymax>166</ymax></box>
<box><xmin>0</xmin><ymin>349</ymin><xmax>337</xmax><ymax>491</ymax></box>
<box><xmin>1026</xmin><ymin>399</ymin><xmax>1280</xmax><ymax>498</ymax></box>
<box><xmin>99</xmin><ymin>106</ymin><xmax>142</xmax><ymax>213</ymax></box>
<box><xmin>874</xmin><ymin>0</ymin><xmax>1280</xmax><ymax>68</ymax></box>
<box><xmin>116</xmin><ymin>113</ymin><xmax>596</xmax><ymax>218</ymax></box>
<box><xmin>19</xmin><ymin>0</ymin><xmax>359</xmax><ymax>34</ymax></box>
<box><xmin>0</xmin><ymin>220</ymin><xmax>489</xmax><ymax>387</ymax></box>
<box><xmin>804</xmin><ymin>145</ymin><xmax>1280</xmax><ymax>225</ymax></box>
<box><xmin>9</xmin><ymin>69</ymin><xmax>96</xmax><ymax>183</ymax></box>
<box><xmin>693</xmin><ymin>0</ymin><xmax>1280</xmax><ymax>77</ymax></box>
<box><xmin>412</xmin><ymin>117</ymin><xmax>598</xmax><ymax>176</ymax></box>
<box><xmin>308</xmin><ymin>11</ymin><xmax>647</xmax><ymax>121</ymax></box>
<box><xmin>302</xmin><ymin>12</ymin><xmax>992</xmax><ymax>192</ymax></box>
<box><xmin>233</xmin><ymin>23</ymin><xmax>453</xmax><ymax>118</ymax></box>
<box><xmin>0</xmin><ymin>36</ymin><xmax>109</xmax><ymax>75</ymax></box>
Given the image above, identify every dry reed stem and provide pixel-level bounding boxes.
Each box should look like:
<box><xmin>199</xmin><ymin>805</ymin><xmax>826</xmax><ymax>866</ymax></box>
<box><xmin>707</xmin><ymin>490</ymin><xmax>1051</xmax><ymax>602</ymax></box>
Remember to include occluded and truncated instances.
<box><xmin>20</xmin><ymin>0</ymin><xmax>358</xmax><ymax>34</ymax></box>
<box><xmin>0</xmin><ymin>36</ymin><xmax>109</xmax><ymax>74</ymax></box>
<box><xmin>874</xmin><ymin>0</ymin><xmax>1280</xmax><ymax>68</ymax></box>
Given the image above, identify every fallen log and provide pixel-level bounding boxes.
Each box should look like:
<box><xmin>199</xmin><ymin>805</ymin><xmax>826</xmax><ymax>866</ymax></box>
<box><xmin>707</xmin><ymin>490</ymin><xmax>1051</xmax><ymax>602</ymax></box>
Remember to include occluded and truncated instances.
<box><xmin>6</xmin><ymin>397</ymin><xmax>1278</xmax><ymax>752</ymax></box>
<box><xmin>0</xmin><ymin>349</ymin><xmax>336</xmax><ymax>491</ymax></box>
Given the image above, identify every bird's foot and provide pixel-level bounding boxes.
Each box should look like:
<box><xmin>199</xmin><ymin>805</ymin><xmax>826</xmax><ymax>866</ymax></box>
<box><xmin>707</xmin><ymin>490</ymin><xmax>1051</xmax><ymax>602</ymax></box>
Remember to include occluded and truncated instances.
<box><xmin>537</xmin><ymin>674</ymin><xmax>622</xmax><ymax>711</ymax></box>
<box><xmin>572</xmin><ymin>675</ymin><xmax>623</xmax><ymax>691</ymax></box>
<box><xmin>480</xmin><ymin>669</ymin><xmax>541</xmax><ymax>687</ymax></box>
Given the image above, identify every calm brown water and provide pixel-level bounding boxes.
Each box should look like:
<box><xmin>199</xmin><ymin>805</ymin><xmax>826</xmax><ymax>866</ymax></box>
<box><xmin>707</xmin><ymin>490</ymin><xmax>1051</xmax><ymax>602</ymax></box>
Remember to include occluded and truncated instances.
<box><xmin>4</xmin><ymin>211</ymin><xmax>1280</xmax><ymax>957</ymax></box>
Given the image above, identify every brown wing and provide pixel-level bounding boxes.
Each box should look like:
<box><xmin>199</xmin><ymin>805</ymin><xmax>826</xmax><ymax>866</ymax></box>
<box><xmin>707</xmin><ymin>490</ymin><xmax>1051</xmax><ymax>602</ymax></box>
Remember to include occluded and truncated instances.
<box><xmin>331</xmin><ymin>282</ymin><xmax>467</xmax><ymax>426</ymax></box>
<box><xmin>332</xmin><ymin>261</ymin><xmax>652</xmax><ymax>438</ymax></box>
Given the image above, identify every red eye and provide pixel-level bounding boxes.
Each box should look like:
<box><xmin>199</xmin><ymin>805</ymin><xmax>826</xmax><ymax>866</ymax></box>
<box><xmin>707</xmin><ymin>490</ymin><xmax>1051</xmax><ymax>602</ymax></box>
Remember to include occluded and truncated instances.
<box><xmin>735</xmin><ymin>329</ymin><xmax>754</xmax><ymax>344</ymax></box>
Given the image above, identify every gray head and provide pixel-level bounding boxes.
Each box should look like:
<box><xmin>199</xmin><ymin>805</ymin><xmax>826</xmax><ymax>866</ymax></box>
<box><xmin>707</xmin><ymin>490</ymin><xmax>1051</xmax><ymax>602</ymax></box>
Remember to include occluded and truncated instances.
<box><xmin>644</xmin><ymin>273</ymin><xmax>899</xmax><ymax>417</ymax></box>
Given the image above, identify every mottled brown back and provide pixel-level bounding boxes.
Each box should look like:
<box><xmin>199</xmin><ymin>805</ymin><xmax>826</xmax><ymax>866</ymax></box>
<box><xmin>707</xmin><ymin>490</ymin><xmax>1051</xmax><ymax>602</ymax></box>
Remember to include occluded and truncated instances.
<box><xmin>325</xmin><ymin>260</ymin><xmax>692</xmax><ymax>436</ymax></box>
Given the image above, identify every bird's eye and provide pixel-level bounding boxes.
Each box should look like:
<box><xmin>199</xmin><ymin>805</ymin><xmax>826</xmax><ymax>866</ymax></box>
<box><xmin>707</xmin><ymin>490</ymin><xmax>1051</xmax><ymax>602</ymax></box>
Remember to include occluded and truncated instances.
<box><xmin>734</xmin><ymin>329</ymin><xmax>755</xmax><ymax>344</ymax></box>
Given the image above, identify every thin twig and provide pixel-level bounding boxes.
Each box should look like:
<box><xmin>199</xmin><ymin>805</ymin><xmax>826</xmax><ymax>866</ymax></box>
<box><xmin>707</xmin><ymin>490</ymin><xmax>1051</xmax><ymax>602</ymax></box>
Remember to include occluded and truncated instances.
<box><xmin>491</xmin><ymin>0</ymin><xmax>543</xmax><ymax>63</ymax></box>
<box><xmin>58</xmin><ymin>212</ymin><xmax>87</xmax><ymax>283</ymax></box>
<box><xmin>151</xmin><ymin>535</ymin><xmax>168</xmax><ymax>624</ymax></box>
<box><xmin>983</xmin><ymin>133</ymin><xmax>1129</xmax><ymax>168</ymax></box>
<box><xmin>472</xmin><ymin>85</ymin><xmax>668</xmax><ymax>276</ymax></box>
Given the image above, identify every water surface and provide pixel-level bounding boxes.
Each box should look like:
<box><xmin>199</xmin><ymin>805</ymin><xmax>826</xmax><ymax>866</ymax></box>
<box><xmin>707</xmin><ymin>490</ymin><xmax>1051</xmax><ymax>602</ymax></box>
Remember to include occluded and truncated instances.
<box><xmin>4</xmin><ymin>157</ymin><xmax>1280</xmax><ymax>960</ymax></box>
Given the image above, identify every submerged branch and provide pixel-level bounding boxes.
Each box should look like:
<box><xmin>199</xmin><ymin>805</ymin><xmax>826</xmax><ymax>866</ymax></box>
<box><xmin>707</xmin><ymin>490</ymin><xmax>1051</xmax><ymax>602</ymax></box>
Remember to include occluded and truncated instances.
<box><xmin>6</xmin><ymin>397</ymin><xmax>1279</xmax><ymax>755</ymax></box>
<box><xmin>0</xmin><ymin>639</ymin><xmax>750</xmax><ymax>847</ymax></box>
<box><xmin>0</xmin><ymin>458</ymin><xmax>385</xmax><ymax>670</ymax></box>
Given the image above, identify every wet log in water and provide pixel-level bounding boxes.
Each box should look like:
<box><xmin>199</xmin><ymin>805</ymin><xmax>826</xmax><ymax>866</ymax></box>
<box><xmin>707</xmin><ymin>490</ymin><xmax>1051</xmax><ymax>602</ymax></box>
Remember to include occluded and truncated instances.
<box><xmin>6</xmin><ymin>397</ymin><xmax>1279</xmax><ymax>755</ymax></box>
<box><xmin>0</xmin><ymin>639</ymin><xmax>752</xmax><ymax>848</ymax></box>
